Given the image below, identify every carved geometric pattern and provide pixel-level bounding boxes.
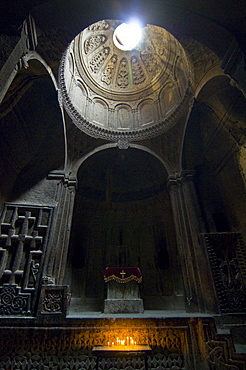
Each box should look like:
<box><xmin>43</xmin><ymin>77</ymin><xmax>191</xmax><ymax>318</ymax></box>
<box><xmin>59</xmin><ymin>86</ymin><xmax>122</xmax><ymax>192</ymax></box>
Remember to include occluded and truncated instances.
<box><xmin>39</xmin><ymin>286</ymin><xmax>67</xmax><ymax>314</ymax></box>
<box><xmin>148</xmin><ymin>351</ymin><xmax>185</xmax><ymax>369</ymax></box>
<box><xmin>89</xmin><ymin>47</ymin><xmax>110</xmax><ymax>73</ymax></box>
<box><xmin>1</xmin><ymin>319</ymin><xmax>245</xmax><ymax>369</ymax></box>
<box><xmin>88</xmin><ymin>20</ymin><xmax>110</xmax><ymax>31</ymax></box>
<box><xmin>204</xmin><ymin>232</ymin><xmax>246</xmax><ymax>313</ymax></box>
<box><xmin>42</xmin><ymin>290</ymin><xmax>63</xmax><ymax>312</ymax></box>
<box><xmin>207</xmin><ymin>343</ymin><xmax>240</xmax><ymax>370</ymax></box>
<box><xmin>117</xmin><ymin>58</ymin><xmax>129</xmax><ymax>87</ymax></box>
<box><xmin>131</xmin><ymin>56</ymin><xmax>146</xmax><ymax>85</ymax></box>
<box><xmin>84</xmin><ymin>35</ymin><xmax>107</xmax><ymax>55</ymax></box>
<box><xmin>117</xmin><ymin>138</ymin><xmax>130</xmax><ymax>149</ymax></box>
<box><xmin>101</xmin><ymin>54</ymin><xmax>118</xmax><ymax>85</ymax></box>
<box><xmin>0</xmin><ymin>284</ymin><xmax>31</xmax><ymax>314</ymax></box>
<box><xmin>0</xmin><ymin>323</ymin><xmax>186</xmax><ymax>369</ymax></box>
<box><xmin>0</xmin><ymin>204</ymin><xmax>53</xmax><ymax>314</ymax></box>
<box><xmin>203</xmin><ymin>320</ymin><xmax>246</xmax><ymax>370</ymax></box>
<box><xmin>98</xmin><ymin>356</ymin><xmax>145</xmax><ymax>370</ymax></box>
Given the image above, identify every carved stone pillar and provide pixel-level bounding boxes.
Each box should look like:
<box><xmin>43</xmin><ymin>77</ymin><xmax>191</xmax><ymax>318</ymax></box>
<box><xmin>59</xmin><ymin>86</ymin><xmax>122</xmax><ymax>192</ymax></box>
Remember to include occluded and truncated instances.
<box><xmin>43</xmin><ymin>171</ymin><xmax>77</xmax><ymax>286</ymax></box>
<box><xmin>168</xmin><ymin>171</ymin><xmax>219</xmax><ymax>313</ymax></box>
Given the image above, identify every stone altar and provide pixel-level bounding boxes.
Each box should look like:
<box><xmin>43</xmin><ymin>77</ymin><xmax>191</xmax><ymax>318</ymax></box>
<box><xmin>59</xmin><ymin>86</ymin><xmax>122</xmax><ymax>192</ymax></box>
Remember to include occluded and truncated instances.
<box><xmin>104</xmin><ymin>268</ymin><xmax>144</xmax><ymax>313</ymax></box>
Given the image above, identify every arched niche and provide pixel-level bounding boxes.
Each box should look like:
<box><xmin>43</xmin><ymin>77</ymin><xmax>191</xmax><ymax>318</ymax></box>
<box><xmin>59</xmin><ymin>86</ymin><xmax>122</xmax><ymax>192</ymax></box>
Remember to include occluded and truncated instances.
<box><xmin>0</xmin><ymin>59</ymin><xmax>66</xmax><ymax>201</ymax></box>
<box><xmin>182</xmin><ymin>75</ymin><xmax>246</xmax><ymax>238</ymax></box>
<box><xmin>65</xmin><ymin>147</ymin><xmax>183</xmax><ymax>312</ymax></box>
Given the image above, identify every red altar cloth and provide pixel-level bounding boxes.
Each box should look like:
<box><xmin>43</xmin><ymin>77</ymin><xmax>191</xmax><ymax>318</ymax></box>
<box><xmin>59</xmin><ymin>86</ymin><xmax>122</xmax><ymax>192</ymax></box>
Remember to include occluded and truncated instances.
<box><xmin>104</xmin><ymin>267</ymin><xmax>142</xmax><ymax>283</ymax></box>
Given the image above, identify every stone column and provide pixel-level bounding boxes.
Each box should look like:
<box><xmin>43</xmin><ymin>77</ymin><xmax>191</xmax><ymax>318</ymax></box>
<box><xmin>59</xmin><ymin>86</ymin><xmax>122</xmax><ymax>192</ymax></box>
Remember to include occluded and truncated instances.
<box><xmin>33</xmin><ymin>171</ymin><xmax>76</xmax><ymax>318</ymax></box>
<box><xmin>168</xmin><ymin>171</ymin><xmax>219</xmax><ymax>313</ymax></box>
<box><xmin>43</xmin><ymin>171</ymin><xmax>77</xmax><ymax>285</ymax></box>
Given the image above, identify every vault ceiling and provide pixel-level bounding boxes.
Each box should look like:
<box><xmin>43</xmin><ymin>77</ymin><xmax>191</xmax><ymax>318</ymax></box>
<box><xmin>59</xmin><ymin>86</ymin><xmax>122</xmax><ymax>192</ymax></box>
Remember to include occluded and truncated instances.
<box><xmin>60</xmin><ymin>19</ymin><xmax>193</xmax><ymax>141</ymax></box>
<box><xmin>1</xmin><ymin>0</ymin><xmax>246</xmax><ymax>55</ymax></box>
<box><xmin>0</xmin><ymin>0</ymin><xmax>246</xmax><ymax>200</ymax></box>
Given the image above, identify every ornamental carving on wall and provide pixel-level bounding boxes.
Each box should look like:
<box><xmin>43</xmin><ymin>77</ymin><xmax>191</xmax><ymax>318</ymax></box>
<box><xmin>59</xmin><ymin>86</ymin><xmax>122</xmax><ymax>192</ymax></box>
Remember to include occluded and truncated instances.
<box><xmin>0</xmin><ymin>204</ymin><xmax>53</xmax><ymax>314</ymax></box>
<box><xmin>0</xmin><ymin>324</ymin><xmax>187</xmax><ymax>369</ymax></box>
<box><xmin>59</xmin><ymin>20</ymin><xmax>194</xmax><ymax>142</ymax></box>
<box><xmin>204</xmin><ymin>232</ymin><xmax>246</xmax><ymax>313</ymax></box>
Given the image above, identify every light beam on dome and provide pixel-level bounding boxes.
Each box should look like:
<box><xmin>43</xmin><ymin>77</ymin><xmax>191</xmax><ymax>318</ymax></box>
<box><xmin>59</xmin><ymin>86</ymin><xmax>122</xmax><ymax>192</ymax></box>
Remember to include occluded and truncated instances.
<box><xmin>113</xmin><ymin>22</ymin><xmax>142</xmax><ymax>51</ymax></box>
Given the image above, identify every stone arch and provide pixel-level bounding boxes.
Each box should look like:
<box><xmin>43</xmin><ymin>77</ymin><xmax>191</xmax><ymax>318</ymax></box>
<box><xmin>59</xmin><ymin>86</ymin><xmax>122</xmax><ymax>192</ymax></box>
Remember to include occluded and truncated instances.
<box><xmin>91</xmin><ymin>97</ymin><xmax>109</xmax><ymax>127</ymax></box>
<box><xmin>65</xmin><ymin>145</ymin><xmax>182</xmax><ymax>312</ymax></box>
<box><xmin>71</xmin><ymin>143</ymin><xmax>172</xmax><ymax>176</ymax></box>
<box><xmin>182</xmin><ymin>74</ymin><xmax>246</xmax><ymax>238</ymax></box>
<box><xmin>114</xmin><ymin>103</ymin><xmax>133</xmax><ymax>129</ymax></box>
<box><xmin>159</xmin><ymin>82</ymin><xmax>177</xmax><ymax>119</ymax></box>
<box><xmin>137</xmin><ymin>99</ymin><xmax>156</xmax><ymax>127</ymax></box>
<box><xmin>0</xmin><ymin>55</ymin><xmax>66</xmax><ymax>201</ymax></box>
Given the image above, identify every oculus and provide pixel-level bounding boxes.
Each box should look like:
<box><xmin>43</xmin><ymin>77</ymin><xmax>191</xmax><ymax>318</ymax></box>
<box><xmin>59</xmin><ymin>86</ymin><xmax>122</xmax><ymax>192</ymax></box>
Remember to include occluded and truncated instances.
<box><xmin>113</xmin><ymin>22</ymin><xmax>142</xmax><ymax>51</ymax></box>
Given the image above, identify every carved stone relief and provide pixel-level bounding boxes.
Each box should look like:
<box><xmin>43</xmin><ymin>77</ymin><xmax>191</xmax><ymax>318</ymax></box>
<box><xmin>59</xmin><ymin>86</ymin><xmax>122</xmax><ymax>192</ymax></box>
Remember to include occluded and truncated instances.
<box><xmin>38</xmin><ymin>285</ymin><xmax>68</xmax><ymax>316</ymax></box>
<box><xmin>1</xmin><ymin>318</ymin><xmax>245</xmax><ymax>369</ymax></box>
<box><xmin>0</xmin><ymin>323</ymin><xmax>187</xmax><ymax>369</ymax></box>
<box><xmin>204</xmin><ymin>320</ymin><xmax>246</xmax><ymax>370</ymax></box>
<box><xmin>0</xmin><ymin>284</ymin><xmax>31</xmax><ymax>314</ymax></box>
<box><xmin>89</xmin><ymin>47</ymin><xmax>110</xmax><ymax>73</ymax></box>
<box><xmin>116</xmin><ymin>58</ymin><xmax>129</xmax><ymax>87</ymax></box>
<box><xmin>131</xmin><ymin>56</ymin><xmax>146</xmax><ymax>85</ymax></box>
<box><xmin>0</xmin><ymin>204</ymin><xmax>53</xmax><ymax>314</ymax></box>
<box><xmin>101</xmin><ymin>54</ymin><xmax>118</xmax><ymax>85</ymax></box>
<box><xmin>84</xmin><ymin>35</ymin><xmax>107</xmax><ymax>55</ymax></box>
<box><xmin>204</xmin><ymin>232</ymin><xmax>246</xmax><ymax>313</ymax></box>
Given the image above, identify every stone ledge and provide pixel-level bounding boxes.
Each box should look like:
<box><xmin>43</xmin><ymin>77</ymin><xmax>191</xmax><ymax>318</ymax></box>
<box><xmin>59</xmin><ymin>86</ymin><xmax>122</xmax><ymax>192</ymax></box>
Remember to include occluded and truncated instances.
<box><xmin>104</xmin><ymin>298</ymin><xmax>144</xmax><ymax>313</ymax></box>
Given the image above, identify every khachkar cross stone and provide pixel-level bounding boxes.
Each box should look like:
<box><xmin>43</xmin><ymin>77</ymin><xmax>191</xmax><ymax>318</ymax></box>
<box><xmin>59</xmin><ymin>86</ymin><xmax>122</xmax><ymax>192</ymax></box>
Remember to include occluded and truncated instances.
<box><xmin>120</xmin><ymin>270</ymin><xmax>126</xmax><ymax>279</ymax></box>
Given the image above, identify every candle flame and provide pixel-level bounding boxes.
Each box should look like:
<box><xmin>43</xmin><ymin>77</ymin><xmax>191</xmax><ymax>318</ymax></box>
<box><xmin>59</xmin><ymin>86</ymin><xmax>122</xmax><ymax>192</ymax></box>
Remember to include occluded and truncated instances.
<box><xmin>107</xmin><ymin>336</ymin><xmax>137</xmax><ymax>348</ymax></box>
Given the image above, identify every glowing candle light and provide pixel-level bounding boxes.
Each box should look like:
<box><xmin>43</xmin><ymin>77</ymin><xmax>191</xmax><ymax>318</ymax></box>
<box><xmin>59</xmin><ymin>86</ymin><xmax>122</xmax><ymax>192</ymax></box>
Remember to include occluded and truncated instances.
<box><xmin>106</xmin><ymin>335</ymin><xmax>137</xmax><ymax>348</ymax></box>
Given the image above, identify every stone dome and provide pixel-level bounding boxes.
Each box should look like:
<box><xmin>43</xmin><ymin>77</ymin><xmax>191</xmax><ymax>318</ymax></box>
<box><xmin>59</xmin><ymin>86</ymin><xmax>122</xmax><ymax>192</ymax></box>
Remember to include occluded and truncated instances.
<box><xmin>59</xmin><ymin>19</ymin><xmax>194</xmax><ymax>142</ymax></box>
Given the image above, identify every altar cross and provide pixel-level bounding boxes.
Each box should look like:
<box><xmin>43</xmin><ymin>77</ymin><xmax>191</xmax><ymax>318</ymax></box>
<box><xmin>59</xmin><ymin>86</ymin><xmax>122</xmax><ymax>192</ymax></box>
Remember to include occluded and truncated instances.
<box><xmin>120</xmin><ymin>270</ymin><xmax>126</xmax><ymax>279</ymax></box>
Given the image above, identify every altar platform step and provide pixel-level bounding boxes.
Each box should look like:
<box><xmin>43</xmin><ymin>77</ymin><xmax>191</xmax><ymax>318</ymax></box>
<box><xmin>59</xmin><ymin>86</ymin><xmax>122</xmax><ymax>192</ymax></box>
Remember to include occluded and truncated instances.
<box><xmin>68</xmin><ymin>298</ymin><xmax>211</xmax><ymax>318</ymax></box>
<box><xmin>69</xmin><ymin>294</ymin><xmax>186</xmax><ymax>315</ymax></box>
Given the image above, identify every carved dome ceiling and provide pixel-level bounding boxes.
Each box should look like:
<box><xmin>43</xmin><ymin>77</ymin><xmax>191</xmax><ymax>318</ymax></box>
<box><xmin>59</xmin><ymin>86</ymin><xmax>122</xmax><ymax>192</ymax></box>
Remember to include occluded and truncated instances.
<box><xmin>59</xmin><ymin>19</ymin><xmax>194</xmax><ymax>142</ymax></box>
